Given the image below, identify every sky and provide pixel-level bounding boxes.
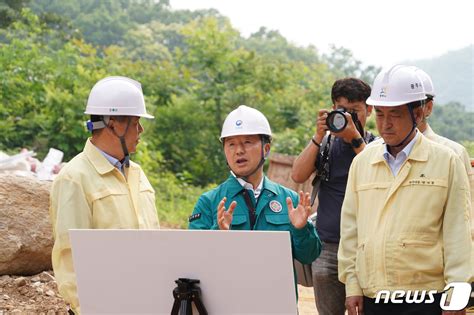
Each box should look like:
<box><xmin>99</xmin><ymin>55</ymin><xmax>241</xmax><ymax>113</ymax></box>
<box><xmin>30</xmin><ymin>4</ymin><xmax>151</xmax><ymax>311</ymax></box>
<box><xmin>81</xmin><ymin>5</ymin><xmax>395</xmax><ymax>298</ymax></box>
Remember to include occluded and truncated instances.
<box><xmin>170</xmin><ymin>0</ymin><xmax>473</xmax><ymax>68</ymax></box>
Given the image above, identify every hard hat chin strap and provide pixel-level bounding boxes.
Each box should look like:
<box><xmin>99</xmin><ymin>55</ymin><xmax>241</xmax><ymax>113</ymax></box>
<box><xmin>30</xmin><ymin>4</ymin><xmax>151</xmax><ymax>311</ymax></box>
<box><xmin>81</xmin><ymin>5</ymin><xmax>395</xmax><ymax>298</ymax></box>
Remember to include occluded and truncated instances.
<box><xmin>241</xmin><ymin>152</ymin><xmax>267</xmax><ymax>181</ymax></box>
<box><xmin>103</xmin><ymin>116</ymin><xmax>132</xmax><ymax>168</ymax></box>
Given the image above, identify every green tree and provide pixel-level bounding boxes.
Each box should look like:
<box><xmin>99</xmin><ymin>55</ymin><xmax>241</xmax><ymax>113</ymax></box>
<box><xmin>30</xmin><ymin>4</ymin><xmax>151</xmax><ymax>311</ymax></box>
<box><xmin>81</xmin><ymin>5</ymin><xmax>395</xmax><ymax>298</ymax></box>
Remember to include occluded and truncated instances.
<box><xmin>323</xmin><ymin>45</ymin><xmax>380</xmax><ymax>84</ymax></box>
<box><xmin>29</xmin><ymin>0</ymin><xmax>223</xmax><ymax>47</ymax></box>
<box><xmin>1</xmin><ymin>4</ymin><xmax>389</xmax><ymax>227</ymax></box>
<box><xmin>0</xmin><ymin>0</ymin><xmax>30</xmax><ymax>28</ymax></box>
<box><xmin>430</xmin><ymin>102</ymin><xmax>474</xmax><ymax>142</ymax></box>
<box><xmin>242</xmin><ymin>27</ymin><xmax>320</xmax><ymax>64</ymax></box>
<box><xmin>0</xmin><ymin>10</ymin><xmax>106</xmax><ymax>158</ymax></box>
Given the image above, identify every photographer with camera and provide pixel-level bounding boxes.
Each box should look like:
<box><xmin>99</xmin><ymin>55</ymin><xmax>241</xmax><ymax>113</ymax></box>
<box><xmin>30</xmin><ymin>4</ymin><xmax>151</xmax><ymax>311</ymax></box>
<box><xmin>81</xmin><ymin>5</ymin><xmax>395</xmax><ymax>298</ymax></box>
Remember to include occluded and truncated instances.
<box><xmin>291</xmin><ymin>78</ymin><xmax>375</xmax><ymax>315</ymax></box>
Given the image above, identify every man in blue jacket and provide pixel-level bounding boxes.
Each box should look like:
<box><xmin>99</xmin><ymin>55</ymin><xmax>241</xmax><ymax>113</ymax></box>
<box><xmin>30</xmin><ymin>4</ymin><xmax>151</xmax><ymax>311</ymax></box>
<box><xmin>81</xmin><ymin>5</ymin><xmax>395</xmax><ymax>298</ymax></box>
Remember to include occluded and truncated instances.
<box><xmin>188</xmin><ymin>105</ymin><xmax>321</xmax><ymax>266</ymax></box>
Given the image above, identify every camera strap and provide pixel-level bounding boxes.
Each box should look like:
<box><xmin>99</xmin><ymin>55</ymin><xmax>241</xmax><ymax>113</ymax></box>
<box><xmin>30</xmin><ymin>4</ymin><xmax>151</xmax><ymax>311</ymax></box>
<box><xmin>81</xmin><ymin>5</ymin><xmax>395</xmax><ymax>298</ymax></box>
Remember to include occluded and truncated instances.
<box><xmin>309</xmin><ymin>130</ymin><xmax>375</xmax><ymax>206</ymax></box>
<box><xmin>310</xmin><ymin>134</ymin><xmax>332</xmax><ymax>206</ymax></box>
<box><xmin>355</xmin><ymin>120</ymin><xmax>365</xmax><ymax>142</ymax></box>
<box><xmin>364</xmin><ymin>131</ymin><xmax>376</xmax><ymax>143</ymax></box>
<box><xmin>310</xmin><ymin>178</ymin><xmax>321</xmax><ymax>207</ymax></box>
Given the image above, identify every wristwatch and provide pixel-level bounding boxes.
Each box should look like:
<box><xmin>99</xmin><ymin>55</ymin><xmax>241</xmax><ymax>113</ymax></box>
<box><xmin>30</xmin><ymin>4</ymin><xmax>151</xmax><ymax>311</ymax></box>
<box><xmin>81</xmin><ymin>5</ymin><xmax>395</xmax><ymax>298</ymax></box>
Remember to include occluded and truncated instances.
<box><xmin>351</xmin><ymin>137</ymin><xmax>364</xmax><ymax>148</ymax></box>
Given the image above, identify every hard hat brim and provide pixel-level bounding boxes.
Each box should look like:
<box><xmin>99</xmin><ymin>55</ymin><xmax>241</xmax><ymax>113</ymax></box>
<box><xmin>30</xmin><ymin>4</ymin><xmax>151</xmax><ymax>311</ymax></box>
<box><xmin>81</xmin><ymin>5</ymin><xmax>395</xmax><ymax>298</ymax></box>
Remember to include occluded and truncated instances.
<box><xmin>220</xmin><ymin>130</ymin><xmax>272</xmax><ymax>141</ymax></box>
<box><xmin>366</xmin><ymin>96</ymin><xmax>426</xmax><ymax>107</ymax></box>
<box><xmin>84</xmin><ymin>111</ymin><xmax>154</xmax><ymax>119</ymax></box>
<box><xmin>139</xmin><ymin>113</ymin><xmax>155</xmax><ymax>119</ymax></box>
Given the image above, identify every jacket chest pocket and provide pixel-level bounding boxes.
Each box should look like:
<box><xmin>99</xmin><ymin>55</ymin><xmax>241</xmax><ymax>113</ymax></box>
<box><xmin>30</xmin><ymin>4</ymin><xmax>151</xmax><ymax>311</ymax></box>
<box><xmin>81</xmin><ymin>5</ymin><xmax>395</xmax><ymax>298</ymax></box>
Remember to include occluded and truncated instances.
<box><xmin>356</xmin><ymin>182</ymin><xmax>391</xmax><ymax>193</ymax></box>
<box><xmin>355</xmin><ymin>182</ymin><xmax>391</xmax><ymax>223</ymax></box>
<box><xmin>89</xmin><ymin>188</ymin><xmax>135</xmax><ymax>228</ymax></box>
<box><xmin>230</xmin><ymin>214</ymin><xmax>248</xmax><ymax>230</ymax></box>
<box><xmin>264</xmin><ymin>214</ymin><xmax>290</xmax><ymax>231</ymax></box>
<box><xmin>139</xmin><ymin>186</ymin><xmax>158</xmax><ymax>228</ymax></box>
<box><xmin>399</xmin><ymin>178</ymin><xmax>448</xmax><ymax>219</ymax></box>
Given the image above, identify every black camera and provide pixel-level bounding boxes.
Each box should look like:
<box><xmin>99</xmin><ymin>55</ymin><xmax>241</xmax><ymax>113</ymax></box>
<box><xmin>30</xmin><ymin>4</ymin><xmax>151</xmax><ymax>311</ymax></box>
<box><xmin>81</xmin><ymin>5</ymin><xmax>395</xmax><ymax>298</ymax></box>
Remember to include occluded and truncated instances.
<box><xmin>326</xmin><ymin>108</ymin><xmax>359</xmax><ymax>133</ymax></box>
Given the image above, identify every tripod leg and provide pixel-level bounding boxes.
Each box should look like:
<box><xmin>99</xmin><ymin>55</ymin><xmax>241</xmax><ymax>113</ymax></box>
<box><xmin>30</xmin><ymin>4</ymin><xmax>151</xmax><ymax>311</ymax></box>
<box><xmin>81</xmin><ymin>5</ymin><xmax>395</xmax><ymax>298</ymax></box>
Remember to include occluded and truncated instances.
<box><xmin>170</xmin><ymin>299</ymin><xmax>181</xmax><ymax>315</ymax></box>
<box><xmin>192</xmin><ymin>295</ymin><xmax>208</xmax><ymax>315</ymax></box>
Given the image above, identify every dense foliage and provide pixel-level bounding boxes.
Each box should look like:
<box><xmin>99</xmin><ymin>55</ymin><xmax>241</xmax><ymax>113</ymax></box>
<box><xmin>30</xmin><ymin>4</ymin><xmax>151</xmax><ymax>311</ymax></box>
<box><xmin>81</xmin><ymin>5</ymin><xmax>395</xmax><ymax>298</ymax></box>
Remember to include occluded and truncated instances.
<box><xmin>1</xmin><ymin>0</ymin><xmax>471</xmax><ymax>227</ymax></box>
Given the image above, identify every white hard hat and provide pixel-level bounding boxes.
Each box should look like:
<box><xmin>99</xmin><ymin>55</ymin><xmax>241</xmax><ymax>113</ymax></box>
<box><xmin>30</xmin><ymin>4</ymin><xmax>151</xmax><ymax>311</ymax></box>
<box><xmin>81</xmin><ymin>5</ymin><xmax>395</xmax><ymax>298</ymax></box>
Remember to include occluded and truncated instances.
<box><xmin>85</xmin><ymin>76</ymin><xmax>154</xmax><ymax>118</ymax></box>
<box><xmin>366</xmin><ymin>65</ymin><xmax>427</xmax><ymax>106</ymax></box>
<box><xmin>413</xmin><ymin>67</ymin><xmax>435</xmax><ymax>97</ymax></box>
<box><xmin>220</xmin><ymin>105</ymin><xmax>272</xmax><ymax>141</ymax></box>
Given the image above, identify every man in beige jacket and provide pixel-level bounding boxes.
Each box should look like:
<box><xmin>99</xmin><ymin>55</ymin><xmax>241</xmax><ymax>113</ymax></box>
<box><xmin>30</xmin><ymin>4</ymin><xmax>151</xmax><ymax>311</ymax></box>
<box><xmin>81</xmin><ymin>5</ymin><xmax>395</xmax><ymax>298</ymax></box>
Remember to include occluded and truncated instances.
<box><xmin>50</xmin><ymin>77</ymin><xmax>160</xmax><ymax>314</ymax></box>
<box><xmin>414</xmin><ymin>67</ymin><xmax>471</xmax><ymax>175</ymax></box>
<box><xmin>338</xmin><ymin>65</ymin><xmax>472</xmax><ymax>315</ymax></box>
<box><xmin>413</xmin><ymin>67</ymin><xmax>473</xmax><ymax>239</ymax></box>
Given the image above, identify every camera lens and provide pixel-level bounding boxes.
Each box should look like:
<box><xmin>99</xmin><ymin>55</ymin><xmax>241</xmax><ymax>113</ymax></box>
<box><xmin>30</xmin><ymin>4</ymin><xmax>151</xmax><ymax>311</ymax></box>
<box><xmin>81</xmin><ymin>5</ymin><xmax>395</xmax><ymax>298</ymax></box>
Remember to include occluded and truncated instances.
<box><xmin>326</xmin><ymin>111</ymin><xmax>347</xmax><ymax>132</ymax></box>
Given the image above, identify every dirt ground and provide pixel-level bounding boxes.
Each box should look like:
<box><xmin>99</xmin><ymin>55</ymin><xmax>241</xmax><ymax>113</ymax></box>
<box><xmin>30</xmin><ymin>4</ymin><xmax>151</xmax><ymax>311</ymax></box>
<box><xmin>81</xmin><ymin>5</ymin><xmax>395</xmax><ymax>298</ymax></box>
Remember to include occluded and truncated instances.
<box><xmin>0</xmin><ymin>272</ymin><xmax>317</xmax><ymax>314</ymax></box>
<box><xmin>2</xmin><ymin>273</ymin><xmax>472</xmax><ymax>314</ymax></box>
<box><xmin>0</xmin><ymin>272</ymin><xmax>68</xmax><ymax>314</ymax></box>
<box><xmin>297</xmin><ymin>285</ymin><xmax>318</xmax><ymax>314</ymax></box>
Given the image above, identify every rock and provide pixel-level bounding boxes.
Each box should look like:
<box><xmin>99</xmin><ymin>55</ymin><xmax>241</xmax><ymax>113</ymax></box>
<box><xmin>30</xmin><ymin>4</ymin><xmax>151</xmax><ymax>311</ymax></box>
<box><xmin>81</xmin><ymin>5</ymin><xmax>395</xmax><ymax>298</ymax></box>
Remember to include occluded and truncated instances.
<box><xmin>2</xmin><ymin>294</ymin><xmax>10</xmax><ymax>300</ymax></box>
<box><xmin>3</xmin><ymin>304</ymin><xmax>13</xmax><ymax>310</ymax></box>
<box><xmin>0</xmin><ymin>275</ymin><xmax>11</xmax><ymax>285</ymax></box>
<box><xmin>46</xmin><ymin>289</ymin><xmax>55</xmax><ymax>297</ymax></box>
<box><xmin>14</xmin><ymin>276</ymin><xmax>27</xmax><ymax>287</ymax></box>
<box><xmin>18</xmin><ymin>286</ymin><xmax>29</xmax><ymax>295</ymax></box>
<box><xmin>39</xmin><ymin>271</ymin><xmax>55</xmax><ymax>282</ymax></box>
<box><xmin>31</xmin><ymin>275</ymin><xmax>41</xmax><ymax>282</ymax></box>
<box><xmin>0</xmin><ymin>174</ymin><xmax>53</xmax><ymax>275</ymax></box>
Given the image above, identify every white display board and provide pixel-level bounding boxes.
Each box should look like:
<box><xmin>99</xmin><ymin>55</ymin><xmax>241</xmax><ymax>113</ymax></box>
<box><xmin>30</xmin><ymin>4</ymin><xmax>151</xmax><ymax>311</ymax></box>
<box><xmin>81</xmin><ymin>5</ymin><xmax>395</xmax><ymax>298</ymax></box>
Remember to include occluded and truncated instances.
<box><xmin>69</xmin><ymin>229</ymin><xmax>297</xmax><ymax>315</ymax></box>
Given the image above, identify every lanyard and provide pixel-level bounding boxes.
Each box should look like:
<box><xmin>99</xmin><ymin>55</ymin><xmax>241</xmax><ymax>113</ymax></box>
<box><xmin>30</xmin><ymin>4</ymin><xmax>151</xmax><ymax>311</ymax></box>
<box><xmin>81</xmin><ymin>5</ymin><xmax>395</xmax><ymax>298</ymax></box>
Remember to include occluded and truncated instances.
<box><xmin>242</xmin><ymin>190</ymin><xmax>257</xmax><ymax>230</ymax></box>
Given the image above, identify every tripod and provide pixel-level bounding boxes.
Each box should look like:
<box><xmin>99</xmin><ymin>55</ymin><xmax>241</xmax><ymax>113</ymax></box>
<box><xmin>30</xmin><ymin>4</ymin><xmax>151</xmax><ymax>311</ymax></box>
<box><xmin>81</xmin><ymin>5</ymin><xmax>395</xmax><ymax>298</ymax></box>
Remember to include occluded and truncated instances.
<box><xmin>171</xmin><ymin>278</ymin><xmax>208</xmax><ymax>315</ymax></box>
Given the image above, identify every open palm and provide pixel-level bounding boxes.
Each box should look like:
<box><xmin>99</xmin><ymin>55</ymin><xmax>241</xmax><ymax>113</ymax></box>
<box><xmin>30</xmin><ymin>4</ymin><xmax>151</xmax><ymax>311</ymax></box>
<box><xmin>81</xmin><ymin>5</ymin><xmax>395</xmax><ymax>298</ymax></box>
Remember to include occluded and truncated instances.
<box><xmin>287</xmin><ymin>191</ymin><xmax>311</xmax><ymax>229</ymax></box>
<box><xmin>217</xmin><ymin>197</ymin><xmax>237</xmax><ymax>230</ymax></box>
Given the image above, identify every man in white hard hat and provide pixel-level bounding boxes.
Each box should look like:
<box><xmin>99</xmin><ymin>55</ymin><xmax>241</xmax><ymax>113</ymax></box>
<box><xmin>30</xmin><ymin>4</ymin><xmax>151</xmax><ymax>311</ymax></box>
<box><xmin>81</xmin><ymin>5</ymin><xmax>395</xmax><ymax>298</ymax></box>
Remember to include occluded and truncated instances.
<box><xmin>50</xmin><ymin>76</ymin><xmax>160</xmax><ymax>314</ymax></box>
<box><xmin>413</xmin><ymin>67</ymin><xmax>474</xmax><ymax>242</ymax></box>
<box><xmin>413</xmin><ymin>67</ymin><xmax>472</xmax><ymax>178</ymax></box>
<box><xmin>188</xmin><ymin>105</ymin><xmax>321</xmax><ymax>278</ymax></box>
<box><xmin>338</xmin><ymin>65</ymin><xmax>472</xmax><ymax>315</ymax></box>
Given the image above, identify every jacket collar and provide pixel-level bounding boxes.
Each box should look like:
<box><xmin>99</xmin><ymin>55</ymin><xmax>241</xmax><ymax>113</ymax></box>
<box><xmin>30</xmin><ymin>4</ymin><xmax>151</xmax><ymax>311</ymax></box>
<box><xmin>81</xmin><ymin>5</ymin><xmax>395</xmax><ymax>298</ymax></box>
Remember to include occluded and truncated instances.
<box><xmin>422</xmin><ymin>124</ymin><xmax>436</xmax><ymax>138</ymax></box>
<box><xmin>262</xmin><ymin>177</ymin><xmax>279</xmax><ymax>196</ymax></box>
<box><xmin>371</xmin><ymin>132</ymin><xmax>428</xmax><ymax>165</ymax></box>
<box><xmin>225</xmin><ymin>173</ymin><xmax>279</xmax><ymax>197</ymax></box>
<box><xmin>84</xmin><ymin>138</ymin><xmax>118</xmax><ymax>175</ymax></box>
